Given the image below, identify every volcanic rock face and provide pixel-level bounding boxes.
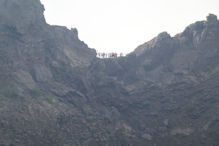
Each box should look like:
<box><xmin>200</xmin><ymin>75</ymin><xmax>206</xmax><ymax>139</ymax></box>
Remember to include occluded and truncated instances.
<box><xmin>0</xmin><ymin>0</ymin><xmax>219</xmax><ymax>145</ymax></box>
<box><xmin>0</xmin><ymin>0</ymin><xmax>46</xmax><ymax>33</ymax></box>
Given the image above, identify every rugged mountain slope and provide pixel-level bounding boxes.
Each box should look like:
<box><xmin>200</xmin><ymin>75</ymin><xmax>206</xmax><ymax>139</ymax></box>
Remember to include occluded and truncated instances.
<box><xmin>94</xmin><ymin>14</ymin><xmax>219</xmax><ymax>85</ymax></box>
<box><xmin>0</xmin><ymin>0</ymin><xmax>218</xmax><ymax>145</ymax></box>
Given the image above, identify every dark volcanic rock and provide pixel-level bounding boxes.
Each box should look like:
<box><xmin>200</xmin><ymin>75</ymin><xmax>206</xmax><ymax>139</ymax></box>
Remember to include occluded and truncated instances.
<box><xmin>0</xmin><ymin>0</ymin><xmax>219</xmax><ymax>145</ymax></box>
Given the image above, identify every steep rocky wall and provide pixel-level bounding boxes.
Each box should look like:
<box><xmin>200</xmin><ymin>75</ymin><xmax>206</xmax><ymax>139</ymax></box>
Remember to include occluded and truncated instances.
<box><xmin>0</xmin><ymin>0</ymin><xmax>46</xmax><ymax>32</ymax></box>
<box><xmin>0</xmin><ymin>0</ymin><xmax>219</xmax><ymax>145</ymax></box>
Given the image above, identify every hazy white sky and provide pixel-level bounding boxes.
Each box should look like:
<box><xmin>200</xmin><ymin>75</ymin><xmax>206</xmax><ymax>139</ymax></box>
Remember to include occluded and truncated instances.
<box><xmin>40</xmin><ymin>0</ymin><xmax>219</xmax><ymax>53</ymax></box>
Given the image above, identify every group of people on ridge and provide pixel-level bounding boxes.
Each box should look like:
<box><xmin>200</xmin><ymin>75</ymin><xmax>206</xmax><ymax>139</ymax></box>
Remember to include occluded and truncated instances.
<box><xmin>97</xmin><ymin>52</ymin><xmax>124</xmax><ymax>58</ymax></box>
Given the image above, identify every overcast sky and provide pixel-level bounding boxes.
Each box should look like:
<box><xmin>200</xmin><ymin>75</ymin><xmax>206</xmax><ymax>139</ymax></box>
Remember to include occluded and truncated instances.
<box><xmin>40</xmin><ymin>0</ymin><xmax>219</xmax><ymax>53</ymax></box>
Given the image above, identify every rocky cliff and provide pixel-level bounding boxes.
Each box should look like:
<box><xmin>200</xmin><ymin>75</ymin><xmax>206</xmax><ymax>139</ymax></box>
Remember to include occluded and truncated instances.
<box><xmin>0</xmin><ymin>0</ymin><xmax>218</xmax><ymax>146</ymax></box>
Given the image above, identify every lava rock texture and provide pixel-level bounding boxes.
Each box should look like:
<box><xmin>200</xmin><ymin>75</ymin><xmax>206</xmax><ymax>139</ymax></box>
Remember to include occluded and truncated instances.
<box><xmin>0</xmin><ymin>0</ymin><xmax>218</xmax><ymax>145</ymax></box>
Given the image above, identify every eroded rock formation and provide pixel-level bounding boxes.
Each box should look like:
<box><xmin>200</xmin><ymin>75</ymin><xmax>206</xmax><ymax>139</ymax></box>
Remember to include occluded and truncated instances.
<box><xmin>0</xmin><ymin>0</ymin><xmax>218</xmax><ymax>145</ymax></box>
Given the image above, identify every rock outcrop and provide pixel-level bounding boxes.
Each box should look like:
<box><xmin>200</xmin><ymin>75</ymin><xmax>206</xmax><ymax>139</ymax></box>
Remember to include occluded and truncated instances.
<box><xmin>0</xmin><ymin>0</ymin><xmax>218</xmax><ymax>145</ymax></box>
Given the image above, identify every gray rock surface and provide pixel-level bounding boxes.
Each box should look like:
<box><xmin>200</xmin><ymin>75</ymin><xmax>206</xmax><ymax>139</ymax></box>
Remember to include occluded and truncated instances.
<box><xmin>0</xmin><ymin>0</ymin><xmax>218</xmax><ymax>145</ymax></box>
